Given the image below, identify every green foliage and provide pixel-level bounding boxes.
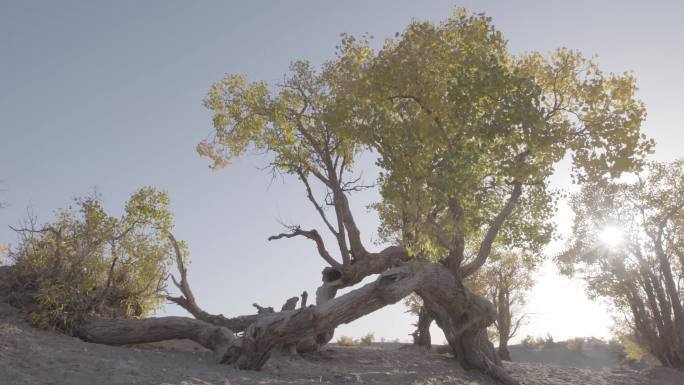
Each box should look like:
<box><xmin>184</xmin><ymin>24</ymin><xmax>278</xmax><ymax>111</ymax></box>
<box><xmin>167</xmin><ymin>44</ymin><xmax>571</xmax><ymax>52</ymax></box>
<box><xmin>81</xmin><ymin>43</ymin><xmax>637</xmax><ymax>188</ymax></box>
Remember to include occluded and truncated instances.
<box><xmin>469</xmin><ymin>248</ymin><xmax>538</xmax><ymax>298</ymax></box>
<box><xmin>619</xmin><ymin>335</ymin><xmax>647</xmax><ymax>362</ymax></box>
<box><xmin>355</xmin><ymin>12</ymin><xmax>651</xmax><ymax>260</ymax></box>
<box><xmin>9</xmin><ymin>187</ymin><xmax>177</xmax><ymax>333</ymax></box>
<box><xmin>199</xmin><ymin>8</ymin><xmax>651</xmax><ymax>272</ymax></box>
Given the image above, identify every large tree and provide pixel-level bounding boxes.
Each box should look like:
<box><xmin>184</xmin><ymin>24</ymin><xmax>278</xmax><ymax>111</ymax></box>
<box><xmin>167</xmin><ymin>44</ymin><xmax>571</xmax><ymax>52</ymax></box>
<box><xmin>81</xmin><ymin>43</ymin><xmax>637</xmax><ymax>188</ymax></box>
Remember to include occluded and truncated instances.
<box><xmin>196</xmin><ymin>9</ymin><xmax>651</xmax><ymax>383</ymax></box>
<box><xmin>558</xmin><ymin>159</ymin><xmax>684</xmax><ymax>367</ymax></box>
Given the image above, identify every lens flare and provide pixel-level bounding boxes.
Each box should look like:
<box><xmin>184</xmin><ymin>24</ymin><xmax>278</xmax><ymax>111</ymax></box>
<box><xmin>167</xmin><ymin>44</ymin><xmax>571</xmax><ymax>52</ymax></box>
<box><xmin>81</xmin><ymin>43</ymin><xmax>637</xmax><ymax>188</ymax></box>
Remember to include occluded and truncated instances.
<box><xmin>599</xmin><ymin>226</ymin><xmax>623</xmax><ymax>247</ymax></box>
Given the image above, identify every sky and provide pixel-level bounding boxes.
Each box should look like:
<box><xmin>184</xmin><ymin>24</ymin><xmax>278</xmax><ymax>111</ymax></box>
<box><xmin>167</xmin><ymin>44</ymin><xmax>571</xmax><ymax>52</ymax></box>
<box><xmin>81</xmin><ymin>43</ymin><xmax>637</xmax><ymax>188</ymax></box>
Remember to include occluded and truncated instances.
<box><xmin>1</xmin><ymin>0</ymin><xmax>683</xmax><ymax>343</ymax></box>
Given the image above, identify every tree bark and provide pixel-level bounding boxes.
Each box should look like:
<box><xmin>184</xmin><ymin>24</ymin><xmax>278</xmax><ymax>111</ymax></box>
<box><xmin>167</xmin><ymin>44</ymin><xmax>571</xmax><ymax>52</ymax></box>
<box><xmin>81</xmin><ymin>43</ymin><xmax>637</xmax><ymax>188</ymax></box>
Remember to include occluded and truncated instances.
<box><xmin>221</xmin><ymin>262</ymin><xmax>519</xmax><ymax>385</ymax></box>
<box><xmin>76</xmin><ymin>316</ymin><xmax>235</xmax><ymax>360</ymax></box>
<box><xmin>412</xmin><ymin>306</ymin><xmax>433</xmax><ymax>349</ymax></box>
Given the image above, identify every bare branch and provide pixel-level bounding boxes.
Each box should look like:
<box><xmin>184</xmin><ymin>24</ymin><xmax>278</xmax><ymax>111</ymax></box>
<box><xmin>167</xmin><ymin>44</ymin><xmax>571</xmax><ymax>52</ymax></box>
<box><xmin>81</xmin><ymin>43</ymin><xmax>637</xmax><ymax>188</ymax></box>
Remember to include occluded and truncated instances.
<box><xmin>295</xmin><ymin>168</ymin><xmax>339</xmax><ymax>237</ymax></box>
<box><xmin>460</xmin><ymin>181</ymin><xmax>523</xmax><ymax>278</ymax></box>
<box><xmin>268</xmin><ymin>226</ymin><xmax>342</xmax><ymax>268</ymax></box>
<box><xmin>252</xmin><ymin>303</ymin><xmax>274</xmax><ymax>314</ymax></box>
<box><xmin>509</xmin><ymin>313</ymin><xmax>528</xmax><ymax>340</ymax></box>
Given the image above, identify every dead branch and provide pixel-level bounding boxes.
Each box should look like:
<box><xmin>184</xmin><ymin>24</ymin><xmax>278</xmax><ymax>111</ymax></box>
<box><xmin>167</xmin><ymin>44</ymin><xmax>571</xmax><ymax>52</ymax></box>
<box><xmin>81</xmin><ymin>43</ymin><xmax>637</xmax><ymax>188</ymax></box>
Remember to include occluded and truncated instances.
<box><xmin>268</xmin><ymin>226</ymin><xmax>342</xmax><ymax>268</ymax></box>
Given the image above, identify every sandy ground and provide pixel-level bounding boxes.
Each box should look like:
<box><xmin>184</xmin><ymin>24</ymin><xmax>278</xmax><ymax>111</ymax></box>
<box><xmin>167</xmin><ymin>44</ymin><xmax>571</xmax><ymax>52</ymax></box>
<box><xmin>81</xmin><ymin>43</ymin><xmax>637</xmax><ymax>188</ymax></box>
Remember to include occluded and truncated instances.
<box><xmin>1</xmin><ymin>301</ymin><xmax>683</xmax><ymax>385</ymax></box>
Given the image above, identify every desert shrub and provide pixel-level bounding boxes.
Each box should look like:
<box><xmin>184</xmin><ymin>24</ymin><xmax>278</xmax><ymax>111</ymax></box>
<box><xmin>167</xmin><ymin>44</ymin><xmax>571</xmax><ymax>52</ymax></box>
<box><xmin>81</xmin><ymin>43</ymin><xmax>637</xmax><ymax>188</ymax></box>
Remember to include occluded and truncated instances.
<box><xmin>337</xmin><ymin>336</ymin><xmax>359</xmax><ymax>346</ymax></box>
<box><xmin>360</xmin><ymin>333</ymin><xmax>374</xmax><ymax>345</ymax></box>
<box><xmin>607</xmin><ymin>338</ymin><xmax>626</xmax><ymax>359</ymax></box>
<box><xmin>544</xmin><ymin>332</ymin><xmax>554</xmax><ymax>345</ymax></box>
<box><xmin>8</xmin><ymin>188</ymin><xmax>178</xmax><ymax>333</ymax></box>
<box><xmin>520</xmin><ymin>335</ymin><xmax>536</xmax><ymax>349</ymax></box>
<box><xmin>619</xmin><ymin>334</ymin><xmax>647</xmax><ymax>362</ymax></box>
<box><xmin>520</xmin><ymin>335</ymin><xmax>554</xmax><ymax>350</ymax></box>
<box><xmin>567</xmin><ymin>337</ymin><xmax>585</xmax><ymax>352</ymax></box>
<box><xmin>584</xmin><ymin>336</ymin><xmax>604</xmax><ymax>348</ymax></box>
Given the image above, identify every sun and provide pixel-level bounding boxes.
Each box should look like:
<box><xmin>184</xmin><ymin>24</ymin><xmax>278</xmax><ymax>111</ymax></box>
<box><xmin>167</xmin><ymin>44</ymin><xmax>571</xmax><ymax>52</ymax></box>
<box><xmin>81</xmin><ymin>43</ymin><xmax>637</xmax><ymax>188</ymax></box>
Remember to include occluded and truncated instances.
<box><xmin>598</xmin><ymin>226</ymin><xmax>623</xmax><ymax>247</ymax></box>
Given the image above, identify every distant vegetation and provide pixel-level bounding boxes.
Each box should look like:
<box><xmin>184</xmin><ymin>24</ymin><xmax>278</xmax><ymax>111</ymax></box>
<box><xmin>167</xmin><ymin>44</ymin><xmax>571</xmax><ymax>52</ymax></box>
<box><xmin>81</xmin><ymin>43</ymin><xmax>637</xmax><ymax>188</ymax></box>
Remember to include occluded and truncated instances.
<box><xmin>337</xmin><ymin>333</ymin><xmax>375</xmax><ymax>346</ymax></box>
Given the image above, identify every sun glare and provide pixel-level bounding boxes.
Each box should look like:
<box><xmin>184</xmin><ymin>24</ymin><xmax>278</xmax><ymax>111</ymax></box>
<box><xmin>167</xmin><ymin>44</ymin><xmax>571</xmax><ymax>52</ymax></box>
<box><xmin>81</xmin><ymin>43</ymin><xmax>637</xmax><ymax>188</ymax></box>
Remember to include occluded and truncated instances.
<box><xmin>598</xmin><ymin>226</ymin><xmax>623</xmax><ymax>247</ymax></box>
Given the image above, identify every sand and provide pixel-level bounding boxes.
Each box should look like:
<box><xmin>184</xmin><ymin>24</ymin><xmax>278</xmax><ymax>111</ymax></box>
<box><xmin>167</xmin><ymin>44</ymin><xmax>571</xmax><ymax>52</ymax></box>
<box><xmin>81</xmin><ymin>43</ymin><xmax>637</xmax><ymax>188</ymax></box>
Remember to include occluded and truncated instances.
<box><xmin>1</xmin><ymin>300</ymin><xmax>683</xmax><ymax>385</ymax></box>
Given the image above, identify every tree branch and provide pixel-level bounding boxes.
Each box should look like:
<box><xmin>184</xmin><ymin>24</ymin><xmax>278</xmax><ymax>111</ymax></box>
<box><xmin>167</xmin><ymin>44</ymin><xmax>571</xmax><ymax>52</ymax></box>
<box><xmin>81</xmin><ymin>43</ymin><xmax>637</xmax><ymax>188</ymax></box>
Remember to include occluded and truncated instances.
<box><xmin>460</xmin><ymin>181</ymin><xmax>523</xmax><ymax>277</ymax></box>
<box><xmin>268</xmin><ymin>227</ymin><xmax>342</xmax><ymax>269</ymax></box>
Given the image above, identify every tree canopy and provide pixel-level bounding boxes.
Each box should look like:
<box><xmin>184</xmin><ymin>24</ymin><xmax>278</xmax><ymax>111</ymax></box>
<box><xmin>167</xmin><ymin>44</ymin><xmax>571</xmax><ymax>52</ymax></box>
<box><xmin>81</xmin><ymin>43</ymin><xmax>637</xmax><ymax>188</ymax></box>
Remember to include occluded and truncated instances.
<box><xmin>199</xmin><ymin>10</ymin><xmax>652</xmax><ymax>276</ymax></box>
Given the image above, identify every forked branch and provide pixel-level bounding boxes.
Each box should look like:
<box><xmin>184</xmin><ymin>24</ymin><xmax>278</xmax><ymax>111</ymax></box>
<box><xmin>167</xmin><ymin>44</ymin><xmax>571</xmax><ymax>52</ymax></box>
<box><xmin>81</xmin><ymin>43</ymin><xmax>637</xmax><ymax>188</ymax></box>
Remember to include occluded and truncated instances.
<box><xmin>268</xmin><ymin>226</ymin><xmax>342</xmax><ymax>268</ymax></box>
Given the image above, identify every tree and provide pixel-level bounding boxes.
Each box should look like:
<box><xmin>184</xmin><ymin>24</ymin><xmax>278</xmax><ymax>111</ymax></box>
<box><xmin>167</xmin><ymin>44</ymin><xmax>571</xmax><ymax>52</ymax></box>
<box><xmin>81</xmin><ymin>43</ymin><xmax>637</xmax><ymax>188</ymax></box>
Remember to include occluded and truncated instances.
<box><xmin>405</xmin><ymin>293</ymin><xmax>434</xmax><ymax>349</ymax></box>
<box><xmin>558</xmin><ymin>159</ymin><xmax>684</xmax><ymax>367</ymax></box>
<box><xmin>8</xmin><ymin>188</ymin><xmax>177</xmax><ymax>332</ymax></box>
<box><xmin>195</xmin><ymin>9</ymin><xmax>650</xmax><ymax>383</ymax></box>
<box><xmin>474</xmin><ymin>249</ymin><xmax>537</xmax><ymax>360</ymax></box>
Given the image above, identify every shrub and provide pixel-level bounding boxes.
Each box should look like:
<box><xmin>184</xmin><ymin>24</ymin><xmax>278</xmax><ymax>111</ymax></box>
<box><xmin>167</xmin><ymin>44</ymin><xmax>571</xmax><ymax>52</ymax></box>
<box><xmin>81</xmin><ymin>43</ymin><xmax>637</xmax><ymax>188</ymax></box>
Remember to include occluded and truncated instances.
<box><xmin>360</xmin><ymin>333</ymin><xmax>374</xmax><ymax>345</ymax></box>
<box><xmin>520</xmin><ymin>335</ymin><xmax>536</xmax><ymax>349</ymax></box>
<box><xmin>619</xmin><ymin>334</ymin><xmax>647</xmax><ymax>362</ymax></box>
<box><xmin>337</xmin><ymin>336</ymin><xmax>359</xmax><ymax>346</ymax></box>
<box><xmin>9</xmin><ymin>188</ymin><xmax>178</xmax><ymax>333</ymax></box>
<box><xmin>567</xmin><ymin>337</ymin><xmax>585</xmax><ymax>352</ymax></box>
<box><xmin>544</xmin><ymin>332</ymin><xmax>554</xmax><ymax>345</ymax></box>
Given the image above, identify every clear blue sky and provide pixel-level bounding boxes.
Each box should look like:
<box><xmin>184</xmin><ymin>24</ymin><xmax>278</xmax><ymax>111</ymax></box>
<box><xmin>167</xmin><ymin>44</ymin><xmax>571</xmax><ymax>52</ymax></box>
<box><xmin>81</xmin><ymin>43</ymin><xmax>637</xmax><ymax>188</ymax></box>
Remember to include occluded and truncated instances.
<box><xmin>1</xmin><ymin>1</ymin><xmax>683</xmax><ymax>342</ymax></box>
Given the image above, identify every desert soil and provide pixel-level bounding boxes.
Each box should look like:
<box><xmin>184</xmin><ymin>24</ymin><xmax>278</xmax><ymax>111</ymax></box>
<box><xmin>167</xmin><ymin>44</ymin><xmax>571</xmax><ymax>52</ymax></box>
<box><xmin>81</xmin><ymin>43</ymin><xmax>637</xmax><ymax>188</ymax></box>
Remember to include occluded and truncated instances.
<box><xmin>1</xmin><ymin>301</ymin><xmax>683</xmax><ymax>385</ymax></box>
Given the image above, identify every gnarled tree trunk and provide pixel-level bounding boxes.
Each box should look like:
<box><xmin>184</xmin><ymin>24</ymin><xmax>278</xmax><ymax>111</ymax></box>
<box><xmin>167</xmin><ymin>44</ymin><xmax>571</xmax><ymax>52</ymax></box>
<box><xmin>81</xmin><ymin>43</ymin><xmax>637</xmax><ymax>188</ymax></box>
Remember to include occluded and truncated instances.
<box><xmin>76</xmin><ymin>316</ymin><xmax>235</xmax><ymax>360</ymax></box>
<box><xmin>220</xmin><ymin>261</ymin><xmax>519</xmax><ymax>385</ymax></box>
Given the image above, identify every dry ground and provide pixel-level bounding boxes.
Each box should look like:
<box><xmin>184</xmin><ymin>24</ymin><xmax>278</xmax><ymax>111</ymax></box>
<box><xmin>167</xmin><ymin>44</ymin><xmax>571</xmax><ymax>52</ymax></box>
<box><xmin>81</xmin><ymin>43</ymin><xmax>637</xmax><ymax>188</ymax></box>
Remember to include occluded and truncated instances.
<box><xmin>1</xmin><ymin>301</ymin><xmax>683</xmax><ymax>385</ymax></box>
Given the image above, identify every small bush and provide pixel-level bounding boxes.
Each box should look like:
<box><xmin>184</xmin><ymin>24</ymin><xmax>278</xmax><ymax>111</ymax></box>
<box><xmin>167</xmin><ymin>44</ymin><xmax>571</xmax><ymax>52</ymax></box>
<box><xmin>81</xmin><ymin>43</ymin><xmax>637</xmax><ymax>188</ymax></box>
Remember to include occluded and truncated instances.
<box><xmin>619</xmin><ymin>335</ymin><xmax>647</xmax><ymax>362</ymax></box>
<box><xmin>544</xmin><ymin>332</ymin><xmax>555</xmax><ymax>345</ymax></box>
<box><xmin>567</xmin><ymin>337</ymin><xmax>585</xmax><ymax>352</ymax></box>
<box><xmin>337</xmin><ymin>336</ymin><xmax>359</xmax><ymax>346</ymax></box>
<box><xmin>520</xmin><ymin>335</ymin><xmax>536</xmax><ymax>349</ymax></box>
<box><xmin>360</xmin><ymin>333</ymin><xmax>374</xmax><ymax>345</ymax></box>
<box><xmin>520</xmin><ymin>335</ymin><xmax>551</xmax><ymax>350</ymax></box>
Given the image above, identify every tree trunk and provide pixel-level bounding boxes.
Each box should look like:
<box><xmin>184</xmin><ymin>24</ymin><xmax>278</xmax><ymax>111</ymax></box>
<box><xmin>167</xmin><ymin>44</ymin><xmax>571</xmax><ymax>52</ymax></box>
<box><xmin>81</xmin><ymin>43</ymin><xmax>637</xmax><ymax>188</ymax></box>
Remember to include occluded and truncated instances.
<box><xmin>496</xmin><ymin>288</ymin><xmax>512</xmax><ymax>361</ymax></box>
<box><xmin>498</xmin><ymin>340</ymin><xmax>511</xmax><ymax>361</ymax></box>
<box><xmin>412</xmin><ymin>306</ymin><xmax>433</xmax><ymax>349</ymax></box>
<box><xmin>221</xmin><ymin>262</ymin><xmax>519</xmax><ymax>385</ymax></box>
<box><xmin>76</xmin><ymin>316</ymin><xmax>235</xmax><ymax>361</ymax></box>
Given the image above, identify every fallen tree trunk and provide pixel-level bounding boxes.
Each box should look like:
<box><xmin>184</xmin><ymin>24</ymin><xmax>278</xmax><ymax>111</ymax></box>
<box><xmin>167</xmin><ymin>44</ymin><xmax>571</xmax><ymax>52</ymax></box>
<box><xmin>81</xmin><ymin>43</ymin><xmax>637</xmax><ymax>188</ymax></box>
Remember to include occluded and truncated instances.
<box><xmin>76</xmin><ymin>316</ymin><xmax>236</xmax><ymax>360</ymax></box>
<box><xmin>4</xmin><ymin>255</ymin><xmax>515</xmax><ymax>383</ymax></box>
